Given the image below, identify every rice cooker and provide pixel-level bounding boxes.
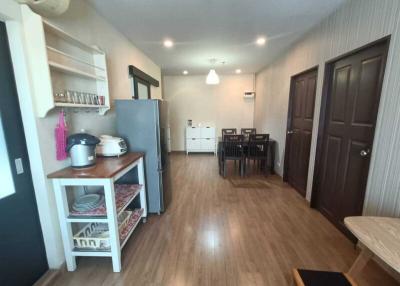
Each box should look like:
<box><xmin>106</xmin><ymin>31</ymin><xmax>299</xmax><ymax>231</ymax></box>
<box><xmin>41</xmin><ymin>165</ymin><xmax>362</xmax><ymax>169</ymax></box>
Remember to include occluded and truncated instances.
<box><xmin>66</xmin><ymin>133</ymin><xmax>100</xmax><ymax>168</ymax></box>
<box><xmin>96</xmin><ymin>135</ymin><xmax>127</xmax><ymax>157</ymax></box>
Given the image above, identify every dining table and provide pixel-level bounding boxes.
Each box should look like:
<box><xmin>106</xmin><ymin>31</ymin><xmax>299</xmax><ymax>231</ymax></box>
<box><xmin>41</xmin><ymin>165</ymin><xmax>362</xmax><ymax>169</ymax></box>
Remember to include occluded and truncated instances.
<box><xmin>345</xmin><ymin>216</ymin><xmax>400</xmax><ymax>278</ymax></box>
<box><xmin>217</xmin><ymin>137</ymin><xmax>276</xmax><ymax>174</ymax></box>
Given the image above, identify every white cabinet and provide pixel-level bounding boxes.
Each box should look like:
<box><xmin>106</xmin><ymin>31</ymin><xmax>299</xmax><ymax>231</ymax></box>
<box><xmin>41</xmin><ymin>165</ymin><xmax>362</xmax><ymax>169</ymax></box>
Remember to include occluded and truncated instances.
<box><xmin>201</xmin><ymin>127</ymin><xmax>215</xmax><ymax>139</ymax></box>
<box><xmin>186</xmin><ymin>138</ymin><xmax>201</xmax><ymax>150</ymax></box>
<box><xmin>201</xmin><ymin>138</ymin><xmax>216</xmax><ymax>150</ymax></box>
<box><xmin>186</xmin><ymin>127</ymin><xmax>201</xmax><ymax>138</ymax></box>
<box><xmin>186</xmin><ymin>126</ymin><xmax>216</xmax><ymax>154</ymax></box>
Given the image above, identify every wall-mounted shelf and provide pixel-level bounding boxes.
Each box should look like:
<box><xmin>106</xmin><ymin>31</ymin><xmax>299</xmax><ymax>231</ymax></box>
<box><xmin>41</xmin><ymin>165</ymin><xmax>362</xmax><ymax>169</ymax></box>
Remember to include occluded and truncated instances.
<box><xmin>54</xmin><ymin>103</ymin><xmax>109</xmax><ymax>115</ymax></box>
<box><xmin>43</xmin><ymin>19</ymin><xmax>110</xmax><ymax>116</ymax></box>
<box><xmin>43</xmin><ymin>20</ymin><xmax>103</xmax><ymax>54</ymax></box>
<box><xmin>55</xmin><ymin>103</ymin><xmax>104</xmax><ymax>108</ymax></box>
<box><xmin>49</xmin><ymin>61</ymin><xmax>106</xmax><ymax>81</ymax></box>
<box><xmin>20</xmin><ymin>8</ymin><xmax>111</xmax><ymax>117</ymax></box>
<box><xmin>47</xmin><ymin>46</ymin><xmax>105</xmax><ymax>72</ymax></box>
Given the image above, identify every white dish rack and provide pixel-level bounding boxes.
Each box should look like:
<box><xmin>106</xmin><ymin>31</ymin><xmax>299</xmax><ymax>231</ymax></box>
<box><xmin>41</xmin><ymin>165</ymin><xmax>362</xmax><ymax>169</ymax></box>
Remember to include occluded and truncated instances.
<box><xmin>73</xmin><ymin>211</ymin><xmax>132</xmax><ymax>250</ymax></box>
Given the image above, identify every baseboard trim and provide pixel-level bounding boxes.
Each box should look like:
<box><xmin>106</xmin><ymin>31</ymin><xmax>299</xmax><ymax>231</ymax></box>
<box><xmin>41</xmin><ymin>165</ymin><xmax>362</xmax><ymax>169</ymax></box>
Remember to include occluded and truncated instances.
<box><xmin>34</xmin><ymin>263</ymin><xmax>66</xmax><ymax>286</ymax></box>
<box><xmin>170</xmin><ymin>151</ymin><xmax>186</xmax><ymax>154</ymax></box>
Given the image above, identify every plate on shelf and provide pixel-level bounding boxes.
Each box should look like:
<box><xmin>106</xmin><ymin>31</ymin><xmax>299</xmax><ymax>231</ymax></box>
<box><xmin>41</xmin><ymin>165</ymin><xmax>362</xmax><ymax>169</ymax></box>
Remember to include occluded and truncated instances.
<box><xmin>69</xmin><ymin>184</ymin><xmax>142</xmax><ymax>216</ymax></box>
<box><xmin>73</xmin><ymin>194</ymin><xmax>104</xmax><ymax>211</ymax></box>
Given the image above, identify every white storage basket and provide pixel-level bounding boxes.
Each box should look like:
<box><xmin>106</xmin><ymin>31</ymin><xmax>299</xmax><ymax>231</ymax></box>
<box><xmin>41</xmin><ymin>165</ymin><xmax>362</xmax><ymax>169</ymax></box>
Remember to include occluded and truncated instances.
<box><xmin>73</xmin><ymin>211</ymin><xmax>132</xmax><ymax>250</ymax></box>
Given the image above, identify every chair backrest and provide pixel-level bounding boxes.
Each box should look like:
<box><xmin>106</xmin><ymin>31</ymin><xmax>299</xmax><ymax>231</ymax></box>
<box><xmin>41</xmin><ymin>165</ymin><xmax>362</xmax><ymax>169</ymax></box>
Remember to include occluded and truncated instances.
<box><xmin>222</xmin><ymin>128</ymin><xmax>237</xmax><ymax>139</ymax></box>
<box><xmin>241</xmin><ymin>128</ymin><xmax>256</xmax><ymax>136</ymax></box>
<box><xmin>249</xmin><ymin>134</ymin><xmax>269</xmax><ymax>141</ymax></box>
<box><xmin>248</xmin><ymin>134</ymin><xmax>269</xmax><ymax>158</ymax></box>
<box><xmin>223</xmin><ymin>134</ymin><xmax>244</xmax><ymax>158</ymax></box>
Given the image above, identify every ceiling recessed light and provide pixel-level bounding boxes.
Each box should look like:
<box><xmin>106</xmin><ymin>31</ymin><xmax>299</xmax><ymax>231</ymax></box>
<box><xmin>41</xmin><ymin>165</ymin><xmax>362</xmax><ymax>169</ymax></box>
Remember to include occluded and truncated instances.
<box><xmin>183</xmin><ymin>70</ymin><xmax>188</xmax><ymax>75</ymax></box>
<box><xmin>163</xmin><ymin>39</ymin><xmax>174</xmax><ymax>48</ymax></box>
<box><xmin>235</xmin><ymin>69</ymin><xmax>242</xmax><ymax>74</ymax></box>
<box><xmin>256</xmin><ymin>37</ymin><xmax>266</xmax><ymax>46</ymax></box>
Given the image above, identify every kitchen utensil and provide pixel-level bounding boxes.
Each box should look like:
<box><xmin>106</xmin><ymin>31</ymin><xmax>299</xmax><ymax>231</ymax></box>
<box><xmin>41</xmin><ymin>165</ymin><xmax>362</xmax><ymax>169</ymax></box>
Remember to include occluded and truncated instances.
<box><xmin>77</xmin><ymin>92</ymin><xmax>82</xmax><ymax>104</ymax></box>
<box><xmin>85</xmin><ymin>93</ymin><xmax>92</xmax><ymax>105</ymax></box>
<box><xmin>66</xmin><ymin>132</ymin><xmax>100</xmax><ymax>168</ymax></box>
<box><xmin>73</xmin><ymin>91</ymin><xmax>79</xmax><ymax>104</ymax></box>
<box><xmin>53</xmin><ymin>92</ymin><xmax>59</xmax><ymax>102</ymax></box>
<box><xmin>55</xmin><ymin>111</ymin><xmax>68</xmax><ymax>160</ymax></box>
<box><xmin>58</xmin><ymin>92</ymin><xmax>66</xmax><ymax>103</ymax></box>
<box><xmin>72</xmin><ymin>194</ymin><xmax>104</xmax><ymax>211</ymax></box>
<box><xmin>96</xmin><ymin>135</ymin><xmax>127</xmax><ymax>157</ymax></box>
<box><xmin>82</xmin><ymin>93</ymin><xmax>87</xmax><ymax>104</ymax></box>
<box><xmin>66</xmin><ymin>90</ymin><xmax>73</xmax><ymax>103</ymax></box>
<box><xmin>99</xmin><ymin>96</ymin><xmax>105</xmax><ymax>105</ymax></box>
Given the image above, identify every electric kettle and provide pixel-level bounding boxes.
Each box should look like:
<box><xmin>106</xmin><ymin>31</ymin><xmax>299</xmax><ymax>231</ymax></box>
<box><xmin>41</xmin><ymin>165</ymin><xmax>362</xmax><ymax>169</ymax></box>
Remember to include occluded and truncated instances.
<box><xmin>66</xmin><ymin>133</ymin><xmax>100</xmax><ymax>168</ymax></box>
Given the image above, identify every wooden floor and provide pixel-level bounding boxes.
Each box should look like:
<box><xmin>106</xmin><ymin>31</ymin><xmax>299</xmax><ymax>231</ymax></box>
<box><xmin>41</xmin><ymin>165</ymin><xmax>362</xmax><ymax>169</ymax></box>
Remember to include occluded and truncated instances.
<box><xmin>50</xmin><ymin>153</ymin><xmax>399</xmax><ymax>286</ymax></box>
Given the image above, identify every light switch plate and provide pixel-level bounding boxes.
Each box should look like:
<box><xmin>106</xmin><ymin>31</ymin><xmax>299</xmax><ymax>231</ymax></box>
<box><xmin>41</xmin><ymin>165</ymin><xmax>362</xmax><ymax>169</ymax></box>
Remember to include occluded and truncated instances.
<box><xmin>15</xmin><ymin>158</ymin><xmax>24</xmax><ymax>174</ymax></box>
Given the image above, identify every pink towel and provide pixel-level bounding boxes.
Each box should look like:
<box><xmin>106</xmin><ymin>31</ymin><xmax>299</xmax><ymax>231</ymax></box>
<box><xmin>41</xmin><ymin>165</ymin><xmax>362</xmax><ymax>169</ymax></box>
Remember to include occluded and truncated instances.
<box><xmin>55</xmin><ymin>111</ymin><xmax>68</xmax><ymax>160</ymax></box>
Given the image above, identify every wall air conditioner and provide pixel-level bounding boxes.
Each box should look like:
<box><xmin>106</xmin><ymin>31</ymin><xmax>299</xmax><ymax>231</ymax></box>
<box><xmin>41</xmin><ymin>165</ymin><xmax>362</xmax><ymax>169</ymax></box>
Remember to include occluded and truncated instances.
<box><xmin>15</xmin><ymin>0</ymin><xmax>70</xmax><ymax>17</ymax></box>
<box><xmin>244</xmin><ymin>92</ymin><xmax>255</xmax><ymax>99</ymax></box>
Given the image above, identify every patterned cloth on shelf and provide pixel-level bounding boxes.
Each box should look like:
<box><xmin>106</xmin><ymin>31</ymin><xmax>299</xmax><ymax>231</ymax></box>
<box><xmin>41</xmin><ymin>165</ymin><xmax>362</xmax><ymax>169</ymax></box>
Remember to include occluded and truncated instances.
<box><xmin>119</xmin><ymin>208</ymin><xmax>144</xmax><ymax>243</ymax></box>
<box><xmin>70</xmin><ymin>184</ymin><xmax>142</xmax><ymax>216</ymax></box>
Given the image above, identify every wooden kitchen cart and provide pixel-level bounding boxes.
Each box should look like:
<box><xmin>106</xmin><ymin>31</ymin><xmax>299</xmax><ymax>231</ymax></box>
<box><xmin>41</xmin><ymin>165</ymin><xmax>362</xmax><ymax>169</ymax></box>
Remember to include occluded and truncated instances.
<box><xmin>48</xmin><ymin>153</ymin><xmax>147</xmax><ymax>272</ymax></box>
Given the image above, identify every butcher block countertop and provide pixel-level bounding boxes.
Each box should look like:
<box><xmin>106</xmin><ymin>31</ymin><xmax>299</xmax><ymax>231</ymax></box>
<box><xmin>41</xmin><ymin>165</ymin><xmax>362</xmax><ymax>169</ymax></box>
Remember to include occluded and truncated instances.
<box><xmin>47</xmin><ymin>152</ymin><xmax>144</xmax><ymax>179</ymax></box>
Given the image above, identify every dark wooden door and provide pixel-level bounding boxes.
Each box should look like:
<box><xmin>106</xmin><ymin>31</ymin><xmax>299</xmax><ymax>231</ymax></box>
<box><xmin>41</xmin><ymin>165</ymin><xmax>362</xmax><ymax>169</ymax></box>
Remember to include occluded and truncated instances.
<box><xmin>284</xmin><ymin>68</ymin><xmax>317</xmax><ymax>197</ymax></box>
<box><xmin>314</xmin><ymin>39</ymin><xmax>389</xmax><ymax>238</ymax></box>
<box><xmin>0</xmin><ymin>22</ymin><xmax>48</xmax><ymax>285</ymax></box>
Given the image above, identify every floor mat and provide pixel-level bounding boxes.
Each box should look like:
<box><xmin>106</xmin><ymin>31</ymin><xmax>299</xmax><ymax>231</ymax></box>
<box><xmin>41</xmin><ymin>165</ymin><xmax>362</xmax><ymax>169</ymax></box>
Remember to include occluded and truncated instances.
<box><xmin>229</xmin><ymin>177</ymin><xmax>272</xmax><ymax>188</ymax></box>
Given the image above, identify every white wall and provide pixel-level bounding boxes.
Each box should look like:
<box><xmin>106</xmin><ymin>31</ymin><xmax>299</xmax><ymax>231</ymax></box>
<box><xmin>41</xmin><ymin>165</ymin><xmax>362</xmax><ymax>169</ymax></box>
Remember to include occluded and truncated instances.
<box><xmin>1</xmin><ymin>0</ymin><xmax>162</xmax><ymax>268</ymax></box>
<box><xmin>254</xmin><ymin>0</ymin><xmax>400</xmax><ymax>217</ymax></box>
<box><xmin>163</xmin><ymin>75</ymin><xmax>255</xmax><ymax>151</ymax></box>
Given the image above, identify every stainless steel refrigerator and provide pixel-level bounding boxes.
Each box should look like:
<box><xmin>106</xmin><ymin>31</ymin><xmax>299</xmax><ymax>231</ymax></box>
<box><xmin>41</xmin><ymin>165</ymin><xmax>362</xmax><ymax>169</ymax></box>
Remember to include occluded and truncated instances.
<box><xmin>116</xmin><ymin>99</ymin><xmax>171</xmax><ymax>214</ymax></box>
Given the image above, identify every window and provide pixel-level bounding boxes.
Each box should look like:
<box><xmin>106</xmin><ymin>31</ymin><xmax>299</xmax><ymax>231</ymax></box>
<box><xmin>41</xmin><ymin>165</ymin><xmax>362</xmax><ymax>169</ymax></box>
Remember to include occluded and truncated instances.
<box><xmin>133</xmin><ymin>77</ymin><xmax>151</xmax><ymax>99</ymax></box>
<box><xmin>0</xmin><ymin>117</ymin><xmax>15</xmax><ymax>200</ymax></box>
<box><xmin>129</xmin><ymin>65</ymin><xmax>159</xmax><ymax>100</ymax></box>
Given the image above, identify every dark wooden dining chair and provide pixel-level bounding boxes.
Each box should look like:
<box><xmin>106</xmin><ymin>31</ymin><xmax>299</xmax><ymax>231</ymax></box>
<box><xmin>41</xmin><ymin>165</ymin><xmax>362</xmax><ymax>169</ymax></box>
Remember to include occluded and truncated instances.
<box><xmin>241</xmin><ymin>128</ymin><xmax>256</xmax><ymax>137</ymax></box>
<box><xmin>222</xmin><ymin>128</ymin><xmax>237</xmax><ymax>139</ymax></box>
<box><xmin>246</xmin><ymin>134</ymin><xmax>269</xmax><ymax>175</ymax></box>
<box><xmin>221</xmin><ymin>134</ymin><xmax>245</xmax><ymax>177</ymax></box>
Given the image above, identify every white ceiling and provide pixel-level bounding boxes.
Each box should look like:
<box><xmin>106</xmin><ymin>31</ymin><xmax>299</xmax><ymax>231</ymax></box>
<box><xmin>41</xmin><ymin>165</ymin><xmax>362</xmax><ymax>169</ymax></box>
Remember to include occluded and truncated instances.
<box><xmin>87</xmin><ymin>0</ymin><xmax>346</xmax><ymax>75</ymax></box>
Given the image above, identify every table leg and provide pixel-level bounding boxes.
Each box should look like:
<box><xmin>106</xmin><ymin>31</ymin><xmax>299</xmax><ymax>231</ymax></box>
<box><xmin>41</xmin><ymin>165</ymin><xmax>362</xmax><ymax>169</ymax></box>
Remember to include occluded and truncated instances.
<box><xmin>104</xmin><ymin>179</ymin><xmax>121</xmax><ymax>272</ymax></box>
<box><xmin>269</xmin><ymin>141</ymin><xmax>275</xmax><ymax>175</ymax></box>
<box><xmin>137</xmin><ymin>157</ymin><xmax>147</xmax><ymax>218</ymax></box>
<box><xmin>52</xmin><ymin>180</ymin><xmax>76</xmax><ymax>271</ymax></box>
<box><xmin>348</xmin><ymin>248</ymin><xmax>373</xmax><ymax>277</ymax></box>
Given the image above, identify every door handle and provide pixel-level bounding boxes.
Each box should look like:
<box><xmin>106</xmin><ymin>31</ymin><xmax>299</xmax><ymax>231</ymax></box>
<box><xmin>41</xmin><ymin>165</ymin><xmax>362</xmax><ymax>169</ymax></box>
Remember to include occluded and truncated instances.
<box><xmin>287</xmin><ymin>130</ymin><xmax>294</xmax><ymax>134</ymax></box>
<box><xmin>360</xmin><ymin>149</ymin><xmax>371</xmax><ymax>157</ymax></box>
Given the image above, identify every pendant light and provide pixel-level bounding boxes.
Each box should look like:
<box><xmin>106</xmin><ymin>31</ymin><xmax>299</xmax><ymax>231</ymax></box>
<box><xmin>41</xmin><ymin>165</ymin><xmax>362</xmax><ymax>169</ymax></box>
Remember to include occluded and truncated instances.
<box><xmin>206</xmin><ymin>59</ymin><xmax>220</xmax><ymax>85</ymax></box>
<box><xmin>206</xmin><ymin>69</ymin><xmax>220</xmax><ymax>85</ymax></box>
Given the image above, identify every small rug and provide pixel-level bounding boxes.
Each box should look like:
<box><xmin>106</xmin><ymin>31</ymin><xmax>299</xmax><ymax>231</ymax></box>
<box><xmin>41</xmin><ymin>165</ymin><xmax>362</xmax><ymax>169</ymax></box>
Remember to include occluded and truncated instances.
<box><xmin>229</xmin><ymin>177</ymin><xmax>272</xmax><ymax>189</ymax></box>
